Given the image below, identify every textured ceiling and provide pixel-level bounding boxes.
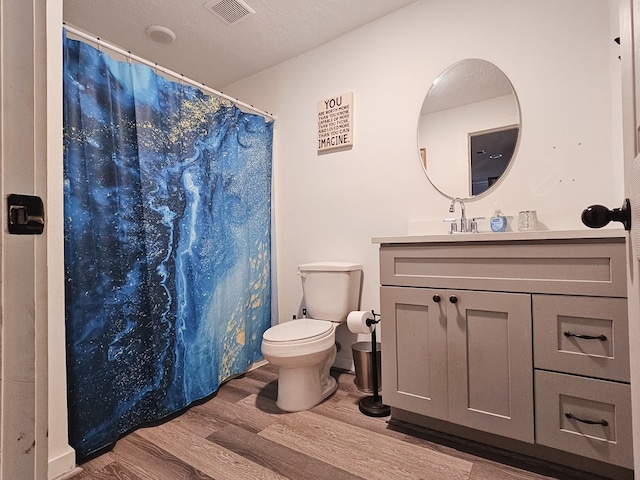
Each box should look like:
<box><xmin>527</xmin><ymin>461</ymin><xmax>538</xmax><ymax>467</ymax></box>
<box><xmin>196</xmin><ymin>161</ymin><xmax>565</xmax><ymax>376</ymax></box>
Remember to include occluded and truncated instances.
<box><xmin>63</xmin><ymin>0</ymin><xmax>417</xmax><ymax>90</ymax></box>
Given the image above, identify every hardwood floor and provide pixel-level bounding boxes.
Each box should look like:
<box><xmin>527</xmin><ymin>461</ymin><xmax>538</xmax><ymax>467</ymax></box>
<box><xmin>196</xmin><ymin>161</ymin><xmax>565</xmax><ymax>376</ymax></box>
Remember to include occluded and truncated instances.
<box><xmin>75</xmin><ymin>364</ymin><xmax>617</xmax><ymax>480</ymax></box>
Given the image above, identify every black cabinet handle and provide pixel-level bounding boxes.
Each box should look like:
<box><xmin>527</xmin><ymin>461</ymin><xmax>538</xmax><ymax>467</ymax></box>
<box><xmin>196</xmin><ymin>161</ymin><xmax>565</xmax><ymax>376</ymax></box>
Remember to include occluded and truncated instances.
<box><xmin>565</xmin><ymin>412</ymin><xmax>608</xmax><ymax>427</ymax></box>
<box><xmin>564</xmin><ymin>331</ymin><xmax>607</xmax><ymax>342</ymax></box>
<box><xmin>449</xmin><ymin>295</ymin><xmax>458</xmax><ymax>304</ymax></box>
<box><xmin>433</xmin><ymin>294</ymin><xmax>441</xmax><ymax>303</ymax></box>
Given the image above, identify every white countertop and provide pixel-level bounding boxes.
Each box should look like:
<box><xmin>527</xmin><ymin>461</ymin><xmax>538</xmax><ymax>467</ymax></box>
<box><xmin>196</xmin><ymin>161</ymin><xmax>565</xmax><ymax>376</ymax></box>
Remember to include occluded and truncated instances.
<box><xmin>372</xmin><ymin>228</ymin><xmax>626</xmax><ymax>244</ymax></box>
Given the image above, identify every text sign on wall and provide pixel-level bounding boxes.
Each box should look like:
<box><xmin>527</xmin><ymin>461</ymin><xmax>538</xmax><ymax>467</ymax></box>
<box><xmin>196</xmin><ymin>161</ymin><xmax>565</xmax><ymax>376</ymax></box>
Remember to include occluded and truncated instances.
<box><xmin>317</xmin><ymin>92</ymin><xmax>353</xmax><ymax>153</ymax></box>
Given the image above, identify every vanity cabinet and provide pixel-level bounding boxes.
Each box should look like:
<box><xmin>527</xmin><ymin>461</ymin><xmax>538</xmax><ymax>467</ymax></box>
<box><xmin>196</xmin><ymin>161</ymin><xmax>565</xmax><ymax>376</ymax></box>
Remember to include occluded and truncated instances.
<box><xmin>377</xmin><ymin>234</ymin><xmax>632</xmax><ymax>471</ymax></box>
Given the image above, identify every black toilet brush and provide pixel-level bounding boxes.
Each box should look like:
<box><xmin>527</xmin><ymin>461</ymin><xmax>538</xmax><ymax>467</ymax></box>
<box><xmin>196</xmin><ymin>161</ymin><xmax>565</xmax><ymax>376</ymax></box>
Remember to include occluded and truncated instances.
<box><xmin>358</xmin><ymin>311</ymin><xmax>390</xmax><ymax>417</ymax></box>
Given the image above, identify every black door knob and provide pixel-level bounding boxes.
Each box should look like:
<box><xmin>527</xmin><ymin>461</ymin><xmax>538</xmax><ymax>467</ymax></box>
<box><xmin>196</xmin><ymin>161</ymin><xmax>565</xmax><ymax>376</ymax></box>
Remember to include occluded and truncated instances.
<box><xmin>433</xmin><ymin>294</ymin><xmax>441</xmax><ymax>303</ymax></box>
<box><xmin>581</xmin><ymin>199</ymin><xmax>631</xmax><ymax>231</ymax></box>
<box><xmin>449</xmin><ymin>295</ymin><xmax>458</xmax><ymax>304</ymax></box>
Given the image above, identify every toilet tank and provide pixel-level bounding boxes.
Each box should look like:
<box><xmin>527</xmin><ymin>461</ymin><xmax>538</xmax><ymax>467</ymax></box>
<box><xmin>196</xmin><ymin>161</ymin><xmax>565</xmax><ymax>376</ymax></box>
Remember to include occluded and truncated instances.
<box><xmin>298</xmin><ymin>261</ymin><xmax>362</xmax><ymax>322</ymax></box>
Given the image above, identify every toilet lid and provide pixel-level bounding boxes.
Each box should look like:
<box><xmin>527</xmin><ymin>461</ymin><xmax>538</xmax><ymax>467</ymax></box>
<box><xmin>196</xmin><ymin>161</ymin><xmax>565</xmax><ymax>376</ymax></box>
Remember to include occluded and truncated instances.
<box><xmin>263</xmin><ymin>319</ymin><xmax>333</xmax><ymax>343</ymax></box>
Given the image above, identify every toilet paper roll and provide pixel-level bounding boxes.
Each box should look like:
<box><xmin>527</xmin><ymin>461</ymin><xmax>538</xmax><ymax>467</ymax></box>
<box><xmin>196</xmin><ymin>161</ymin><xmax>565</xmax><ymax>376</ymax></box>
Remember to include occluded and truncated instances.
<box><xmin>347</xmin><ymin>310</ymin><xmax>374</xmax><ymax>334</ymax></box>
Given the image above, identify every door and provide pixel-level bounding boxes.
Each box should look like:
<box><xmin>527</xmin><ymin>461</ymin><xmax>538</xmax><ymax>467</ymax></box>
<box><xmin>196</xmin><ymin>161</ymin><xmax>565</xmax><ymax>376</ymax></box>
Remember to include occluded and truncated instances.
<box><xmin>0</xmin><ymin>0</ymin><xmax>49</xmax><ymax>478</ymax></box>
<box><xmin>619</xmin><ymin>0</ymin><xmax>640</xmax><ymax>473</ymax></box>
<box><xmin>446</xmin><ymin>290</ymin><xmax>534</xmax><ymax>443</ymax></box>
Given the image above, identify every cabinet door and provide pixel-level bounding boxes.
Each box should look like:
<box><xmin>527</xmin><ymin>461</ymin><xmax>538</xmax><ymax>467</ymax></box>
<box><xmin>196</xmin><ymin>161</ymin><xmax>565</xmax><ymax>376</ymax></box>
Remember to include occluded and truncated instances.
<box><xmin>380</xmin><ymin>286</ymin><xmax>448</xmax><ymax>419</ymax></box>
<box><xmin>446</xmin><ymin>290</ymin><xmax>534</xmax><ymax>443</ymax></box>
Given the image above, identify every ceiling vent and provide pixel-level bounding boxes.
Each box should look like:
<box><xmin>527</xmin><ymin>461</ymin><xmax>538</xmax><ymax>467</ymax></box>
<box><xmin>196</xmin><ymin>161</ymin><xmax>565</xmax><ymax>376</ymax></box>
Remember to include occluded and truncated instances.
<box><xmin>204</xmin><ymin>0</ymin><xmax>255</xmax><ymax>25</ymax></box>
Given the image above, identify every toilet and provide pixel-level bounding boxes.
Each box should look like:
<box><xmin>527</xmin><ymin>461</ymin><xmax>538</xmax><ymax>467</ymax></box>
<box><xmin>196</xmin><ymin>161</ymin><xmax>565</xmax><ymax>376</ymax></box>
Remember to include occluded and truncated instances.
<box><xmin>261</xmin><ymin>261</ymin><xmax>362</xmax><ymax>412</ymax></box>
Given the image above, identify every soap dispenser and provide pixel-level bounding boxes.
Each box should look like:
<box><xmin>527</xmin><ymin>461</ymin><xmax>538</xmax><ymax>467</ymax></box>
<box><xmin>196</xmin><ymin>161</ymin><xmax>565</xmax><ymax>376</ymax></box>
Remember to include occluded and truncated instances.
<box><xmin>490</xmin><ymin>204</ymin><xmax>507</xmax><ymax>232</ymax></box>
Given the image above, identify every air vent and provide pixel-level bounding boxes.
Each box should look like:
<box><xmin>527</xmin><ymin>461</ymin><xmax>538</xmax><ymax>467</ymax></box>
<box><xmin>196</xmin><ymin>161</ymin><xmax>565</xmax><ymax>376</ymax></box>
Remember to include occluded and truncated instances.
<box><xmin>204</xmin><ymin>0</ymin><xmax>255</xmax><ymax>25</ymax></box>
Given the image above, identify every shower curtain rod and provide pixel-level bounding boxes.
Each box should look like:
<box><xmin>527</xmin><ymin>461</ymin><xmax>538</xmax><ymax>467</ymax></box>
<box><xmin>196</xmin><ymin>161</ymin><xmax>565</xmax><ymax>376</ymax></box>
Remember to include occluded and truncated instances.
<box><xmin>64</xmin><ymin>25</ymin><xmax>276</xmax><ymax>121</ymax></box>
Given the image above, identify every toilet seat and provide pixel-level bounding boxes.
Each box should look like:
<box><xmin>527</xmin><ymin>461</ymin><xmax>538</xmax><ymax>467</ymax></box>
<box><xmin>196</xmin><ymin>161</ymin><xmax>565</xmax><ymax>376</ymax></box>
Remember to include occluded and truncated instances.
<box><xmin>261</xmin><ymin>318</ymin><xmax>336</xmax><ymax>359</ymax></box>
<box><xmin>263</xmin><ymin>318</ymin><xmax>333</xmax><ymax>345</ymax></box>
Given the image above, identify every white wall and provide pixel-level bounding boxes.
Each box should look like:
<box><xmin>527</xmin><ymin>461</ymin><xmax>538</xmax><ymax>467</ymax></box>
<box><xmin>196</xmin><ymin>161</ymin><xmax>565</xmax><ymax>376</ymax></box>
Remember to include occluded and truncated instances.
<box><xmin>224</xmin><ymin>0</ymin><xmax>623</xmax><ymax>366</ymax></box>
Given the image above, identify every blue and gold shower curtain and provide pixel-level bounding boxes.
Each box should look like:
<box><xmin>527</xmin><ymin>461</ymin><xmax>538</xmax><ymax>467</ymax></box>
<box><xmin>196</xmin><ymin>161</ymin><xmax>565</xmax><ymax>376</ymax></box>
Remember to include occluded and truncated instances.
<box><xmin>63</xmin><ymin>33</ymin><xmax>273</xmax><ymax>460</ymax></box>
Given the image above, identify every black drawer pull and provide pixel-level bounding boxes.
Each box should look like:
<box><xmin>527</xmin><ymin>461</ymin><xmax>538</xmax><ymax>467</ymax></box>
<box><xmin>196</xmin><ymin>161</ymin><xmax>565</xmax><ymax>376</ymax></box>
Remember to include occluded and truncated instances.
<box><xmin>563</xmin><ymin>331</ymin><xmax>607</xmax><ymax>341</ymax></box>
<box><xmin>565</xmin><ymin>412</ymin><xmax>609</xmax><ymax>427</ymax></box>
<box><xmin>433</xmin><ymin>294</ymin><xmax>441</xmax><ymax>303</ymax></box>
<box><xmin>449</xmin><ymin>295</ymin><xmax>458</xmax><ymax>304</ymax></box>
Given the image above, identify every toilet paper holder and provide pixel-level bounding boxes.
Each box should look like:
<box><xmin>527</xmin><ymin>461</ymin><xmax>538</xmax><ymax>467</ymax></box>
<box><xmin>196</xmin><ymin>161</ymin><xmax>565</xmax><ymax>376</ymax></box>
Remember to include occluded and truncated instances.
<box><xmin>364</xmin><ymin>310</ymin><xmax>380</xmax><ymax>331</ymax></box>
<box><xmin>357</xmin><ymin>310</ymin><xmax>390</xmax><ymax>418</ymax></box>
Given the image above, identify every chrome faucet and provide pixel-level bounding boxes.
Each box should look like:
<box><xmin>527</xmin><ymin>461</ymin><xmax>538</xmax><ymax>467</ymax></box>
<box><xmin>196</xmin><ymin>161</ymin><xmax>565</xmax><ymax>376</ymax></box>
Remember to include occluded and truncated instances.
<box><xmin>449</xmin><ymin>197</ymin><xmax>468</xmax><ymax>232</ymax></box>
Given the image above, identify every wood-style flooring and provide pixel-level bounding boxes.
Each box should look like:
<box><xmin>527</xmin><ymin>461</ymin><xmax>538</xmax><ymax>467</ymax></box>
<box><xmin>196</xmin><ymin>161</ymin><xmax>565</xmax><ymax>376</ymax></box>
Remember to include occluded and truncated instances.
<box><xmin>75</xmin><ymin>364</ymin><xmax>616</xmax><ymax>480</ymax></box>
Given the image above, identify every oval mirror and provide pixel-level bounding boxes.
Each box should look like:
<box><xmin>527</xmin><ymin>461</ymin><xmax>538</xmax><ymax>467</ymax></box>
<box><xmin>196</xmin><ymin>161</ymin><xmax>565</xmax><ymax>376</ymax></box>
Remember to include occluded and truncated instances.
<box><xmin>417</xmin><ymin>59</ymin><xmax>520</xmax><ymax>199</ymax></box>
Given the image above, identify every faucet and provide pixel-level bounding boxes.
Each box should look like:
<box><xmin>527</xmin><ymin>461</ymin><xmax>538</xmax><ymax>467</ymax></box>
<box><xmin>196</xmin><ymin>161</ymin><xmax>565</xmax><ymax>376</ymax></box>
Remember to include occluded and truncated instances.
<box><xmin>449</xmin><ymin>197</ymin><xmax>468</xmax><ymax>232</ymax></box>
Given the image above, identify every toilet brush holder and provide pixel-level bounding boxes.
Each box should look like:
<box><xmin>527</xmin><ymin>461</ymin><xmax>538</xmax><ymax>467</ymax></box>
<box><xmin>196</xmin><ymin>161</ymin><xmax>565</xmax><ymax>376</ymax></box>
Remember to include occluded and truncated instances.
<box><xmin>358</xmin><ymin>312</ymin><xmax>390</xmax><ymax>417</ymax></box>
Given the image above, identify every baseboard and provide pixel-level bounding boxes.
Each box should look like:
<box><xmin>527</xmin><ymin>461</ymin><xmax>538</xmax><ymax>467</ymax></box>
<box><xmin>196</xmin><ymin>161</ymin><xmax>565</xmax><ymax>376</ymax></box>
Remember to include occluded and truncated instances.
<box><xmin>48</xmin><ymin>445</ymin><xmax>79</xmax><ymax>480</ymax></box>
<box><xmin>248</xmin><ymin>358</ymin><xmax>268</xmax><ymax>371</ymax></box>
<box><xmin>255</xmin><ymin>356</ymin><xmax>354</xmax><ymax>373</ymax></box>
<box><xmin>333</xmin><ymin>355</ymin><xmax>354</xmax><ymax>372</ymax></box>
<box><xmin>50</xmin><ymin>467</ymin><xmax>82</xmax><ymax>480</ymax></box>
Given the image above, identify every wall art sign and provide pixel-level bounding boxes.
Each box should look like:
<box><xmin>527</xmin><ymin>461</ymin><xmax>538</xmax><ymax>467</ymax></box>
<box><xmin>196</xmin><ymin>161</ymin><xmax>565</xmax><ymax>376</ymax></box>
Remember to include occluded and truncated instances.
<box><xmin>317</xmin><ymin>92</ymin><xmax>353</xmax><ymax>153</ymax></box>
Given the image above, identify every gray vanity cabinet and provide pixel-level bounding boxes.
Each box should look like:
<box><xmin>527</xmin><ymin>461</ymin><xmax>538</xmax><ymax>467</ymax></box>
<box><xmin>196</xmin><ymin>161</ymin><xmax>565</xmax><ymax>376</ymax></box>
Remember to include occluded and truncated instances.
<box><xmin>381</xmin><ymin>285</ymin><xmax>533</xmax><ymax>442</ymax></box>
<box><xmin>377</xmin><ymin>234</ymin><xmax>632</xmax><ymax>471</ymax></box>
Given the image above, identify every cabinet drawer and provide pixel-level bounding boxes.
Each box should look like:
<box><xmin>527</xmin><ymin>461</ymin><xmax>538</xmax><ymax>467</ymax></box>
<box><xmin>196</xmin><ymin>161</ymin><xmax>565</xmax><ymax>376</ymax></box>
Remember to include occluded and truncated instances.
<box><xmin>535</xmin><ymin>370</ymin><xmax>632</xmax><ymax>468</ymax></box>
<box><xmin>533</xmin><ymin>295</ymin><xmax>629</xmax><ymax>382</ymax></box>
<box><xmin>379</xmin><ymin>239</ymin><xmax>626</xmax><ymax>296</ymax></box>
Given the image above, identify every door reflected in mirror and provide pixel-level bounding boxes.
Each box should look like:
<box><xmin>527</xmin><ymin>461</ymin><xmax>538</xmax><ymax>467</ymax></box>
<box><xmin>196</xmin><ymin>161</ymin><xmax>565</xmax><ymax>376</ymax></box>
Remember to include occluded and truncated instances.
<box><xmin>470</xmin><ymin>126</ymin><xmax>518</xmax><ymax>195</ymax></box>
<box><xmin>418</xmin><ymin>59</ymin><xmax>520</xmax><ymax>199</ymax></box>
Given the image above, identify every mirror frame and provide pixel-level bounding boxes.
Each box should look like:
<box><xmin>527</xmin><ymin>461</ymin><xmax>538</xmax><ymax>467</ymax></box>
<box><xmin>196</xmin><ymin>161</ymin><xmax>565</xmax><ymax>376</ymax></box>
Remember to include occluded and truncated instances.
<box><xmin>417</xmin><ymin>59</ymin><xmax>521</xmax><ymax>200</ymax></box>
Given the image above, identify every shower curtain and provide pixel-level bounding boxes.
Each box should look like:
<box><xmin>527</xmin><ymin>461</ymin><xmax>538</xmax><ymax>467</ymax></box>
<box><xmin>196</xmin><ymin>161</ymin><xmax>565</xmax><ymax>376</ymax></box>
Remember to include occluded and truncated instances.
<box><xmin>63</xmin><ymin>32</ymin><xmax>273</xmax><ymax>460</ymax></box>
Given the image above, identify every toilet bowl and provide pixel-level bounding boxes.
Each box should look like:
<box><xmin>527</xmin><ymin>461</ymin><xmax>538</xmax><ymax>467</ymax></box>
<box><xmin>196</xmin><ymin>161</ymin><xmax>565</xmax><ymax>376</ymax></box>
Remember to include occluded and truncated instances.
<box><xmin>261</xmin><ymin>318</ymin><xmax>338</xmax><ymax>412</ymax></box>
<box><xmin>261</xmin><ymin>261</ymin><xmax>362</xmax><ymax>412</ymax></box>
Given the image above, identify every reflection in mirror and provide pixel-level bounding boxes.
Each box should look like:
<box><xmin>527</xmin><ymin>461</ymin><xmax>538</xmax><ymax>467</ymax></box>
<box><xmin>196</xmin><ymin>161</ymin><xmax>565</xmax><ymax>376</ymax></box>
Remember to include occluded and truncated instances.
<box><xmin>418</xmin><ymin>59</ymin><xmax>520</xmax><ymax>199</ymax></box>
<box><xmin>470</xmin><ymin>126</ymin><xmax>518</xmax><ymax>195</ymax></box>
